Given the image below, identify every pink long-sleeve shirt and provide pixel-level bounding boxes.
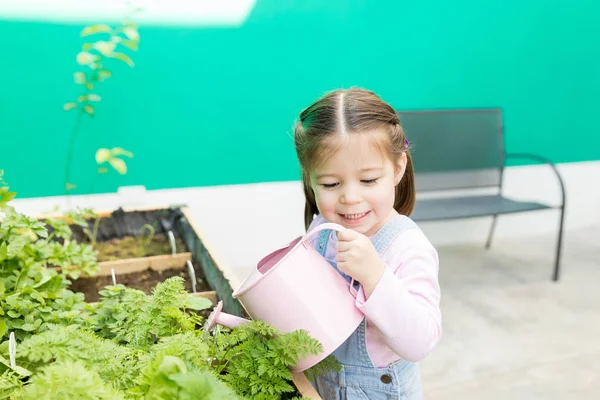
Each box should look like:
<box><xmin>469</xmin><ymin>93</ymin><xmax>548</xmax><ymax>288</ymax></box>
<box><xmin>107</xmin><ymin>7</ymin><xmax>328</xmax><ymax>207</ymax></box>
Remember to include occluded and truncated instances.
<box><xmin>308</xmin><ymin>214</ymin><xmax>442</xmax><ymax>367</ymax></box>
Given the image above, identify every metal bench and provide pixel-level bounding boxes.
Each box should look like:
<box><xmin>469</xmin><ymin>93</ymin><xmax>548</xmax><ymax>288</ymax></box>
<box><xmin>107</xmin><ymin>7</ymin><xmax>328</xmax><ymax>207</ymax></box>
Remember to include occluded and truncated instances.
<box><xmin>396</xmin><ymin>108</ymin><xmax>566</xmax><ymax>281</ymax></box>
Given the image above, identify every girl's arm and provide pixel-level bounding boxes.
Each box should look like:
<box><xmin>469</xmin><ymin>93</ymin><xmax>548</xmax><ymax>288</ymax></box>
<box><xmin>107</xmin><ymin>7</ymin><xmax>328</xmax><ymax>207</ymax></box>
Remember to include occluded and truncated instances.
<box><xmin>355</xmin><ymin>229</ymin><xmax>442</xmax><ymax>362</ymax></box>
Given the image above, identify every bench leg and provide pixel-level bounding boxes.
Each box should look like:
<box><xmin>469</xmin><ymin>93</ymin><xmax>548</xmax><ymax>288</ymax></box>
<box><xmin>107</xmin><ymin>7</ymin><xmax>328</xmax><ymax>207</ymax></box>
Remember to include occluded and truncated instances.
<box><xmin>485</xmin><ymin>215</ymin><xmax>498</xmax><ymax>249</ymax></box>
<box><xmin>553</xmin><ymin>205</ymin><xmax>566</xmax><ymax>282</ymax></box>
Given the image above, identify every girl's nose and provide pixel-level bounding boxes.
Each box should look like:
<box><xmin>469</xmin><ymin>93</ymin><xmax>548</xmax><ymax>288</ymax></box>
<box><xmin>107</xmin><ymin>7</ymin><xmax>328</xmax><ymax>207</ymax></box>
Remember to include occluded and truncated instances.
<box><xmin>341</xmin><ymin>186</ymin><xmax>361</xmax><ymax>204</ymax></box>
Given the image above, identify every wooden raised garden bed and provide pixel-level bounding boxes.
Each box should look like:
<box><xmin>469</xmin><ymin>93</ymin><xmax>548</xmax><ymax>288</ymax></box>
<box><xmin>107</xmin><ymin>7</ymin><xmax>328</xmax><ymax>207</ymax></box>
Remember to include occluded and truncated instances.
<box><xmin>37</xmin><ymin>204</ymin><xmax>320</xmax><ymax>398</ymax></box>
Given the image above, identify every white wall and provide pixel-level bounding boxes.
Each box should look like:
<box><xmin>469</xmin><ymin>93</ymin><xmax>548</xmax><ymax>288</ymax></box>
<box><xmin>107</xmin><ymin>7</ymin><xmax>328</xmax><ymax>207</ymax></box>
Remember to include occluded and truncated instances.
<box><xmin>11</xmin><ymin>160</ymin><xmax>600</xmax><ymax>280</ymax></box>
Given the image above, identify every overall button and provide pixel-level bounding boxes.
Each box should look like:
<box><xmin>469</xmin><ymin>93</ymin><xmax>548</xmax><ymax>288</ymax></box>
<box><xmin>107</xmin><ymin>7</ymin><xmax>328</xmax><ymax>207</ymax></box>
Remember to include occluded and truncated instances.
<box><xmin>380</xmin><ymin>374</ymin><xmax>392</xmax><ymax>384</ymax></box>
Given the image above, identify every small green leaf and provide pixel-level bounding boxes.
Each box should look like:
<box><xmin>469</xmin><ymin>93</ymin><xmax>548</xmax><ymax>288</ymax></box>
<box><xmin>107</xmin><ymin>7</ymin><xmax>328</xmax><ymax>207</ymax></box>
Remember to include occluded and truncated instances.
<box><xmin>184</xmin><ymin>296</ymin><xmax>213</xmax><ymax>311</ymax></box>
<box><xmin>32</xmin><ymin>274</ymin><xmax>52</xmax><ymax>288</ymax></box>
<box><xmin>123</xmin><ymin>26</ymin><xmax>140</xmax><ymax>42</ymax></box>
<box><xmin>0</xmin><ymin>319</ymin><xmax>6</xmax><ymax>337</ymax></box>
<box><xmin>84</xmin><ymin>105</ymin><xmax>95</xmax><ymax>116</ymax></box>
<box><xmin>87</xmin><ymin>94</ymin><xmax>101</xmax><ymax>102</ymax></box>
<box><xmin>7</xmin><ymin>236</ymin><xmax>28</xmax><ymax>258</ymax></box>
<box><xmin>0</xmin><ymin>243</ymin><xmax>6</xmax><ymax>263</ymax></box>
<box><xmin>108</xmin><ymin>158</ymin><xmax>127</xmax><ymax>175</ymax></box>
<box><xmin>95</xmin><ymin>148</ymin><xmax>111</xmax><ymax>164</ymax></box>
<box><xmin>82</xmin><ymin>43</ymin><xmax>93</xmax><ymax>50</ymax></box>
<box><xmin>63</xmin><ymin>102</ymin><xmax>78</xmax><ymax>111</ymax></box>
<box><xmin>119</xmin><ymin>39</ymin><xmax>139</xmax><ymax>51</ymax></box>
<box><xmin>110</xmin><ymin>147</ymin><xmax>134</xmax><ymax>158</ymax></box>
<box><xmin>93</xmin><ymin>40</ymin><xmax>117</xmax><ymax>56</ymax></box>
<box><xmin>98</xmin><ymin>70</ymin><xmax>112</xmax><ymax>81</ymax></box>
<box><xmin>0</xmin><ymin>189</ymin><xmax>16</xmax><ymax>202</ymax></box>
<box><xmin>30</xmin><ymin>291</ymin><xmax>46</xmax><ymax>305</ymax></box>
<box><xmin>7</xmin><ymin>311</ymin><xmax>21</xmax><ymax>318</ymax></box>
<box><xmin>74</xmin><ymin>72</ymin><xmax>86</xmax><ymax>84</ymax></box>
<box><xmin>76</xmin><ymin>51</ymin><xmax>96</xmax><ymax>66</ymax></box>
<box><xmin>109</xmin><ymin>52</ymin><xmax>134</xmax><ymax>67</ymax></box>
<box><xmin>20</xmin><ymin>323</ymin><xmax>35</xmax><ymax>332</ymax></box>
<box><xmin>81</xmin><ymin>24</ymin><xmax>113</xmax><ymax>36</ymax></box>
<box><xmin>66</xmin><ymin>182</ymin><xmax>77</xmax><ymax>191</ymax></box>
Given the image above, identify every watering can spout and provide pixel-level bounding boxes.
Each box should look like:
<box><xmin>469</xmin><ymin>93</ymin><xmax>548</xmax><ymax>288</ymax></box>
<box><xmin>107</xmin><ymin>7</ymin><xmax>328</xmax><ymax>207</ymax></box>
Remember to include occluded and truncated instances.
<box><xmin>205</xmin><ymin>301</ymin><xmax>250</xmax><ymax>331</ymax></box>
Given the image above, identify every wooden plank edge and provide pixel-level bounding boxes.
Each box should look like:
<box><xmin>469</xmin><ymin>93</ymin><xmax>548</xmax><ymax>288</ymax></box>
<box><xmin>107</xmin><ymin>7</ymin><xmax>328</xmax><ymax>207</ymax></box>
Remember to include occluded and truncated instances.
<box><xmin>31</xmin><ymin>204</ymin><xmax>180</xmax><ymax>222</ymax></box>
<box><xmin>180</xmin><ymin>207</ymin><xmax>242</xmax><ymax>290</ymax></box>
<box><xmin>96</xmin><ymin>252</ymin><xmax>192</xmax><ymax>276</ymax></box>
<box><xmin>291</xmin><ymin>371</ymin><xmax>321</xmax><ymax>399</ymax></box>
<box><xmin>87</xmin><ymin>290</ymin><xmax>218</xmax><ymax>307</ymax></box>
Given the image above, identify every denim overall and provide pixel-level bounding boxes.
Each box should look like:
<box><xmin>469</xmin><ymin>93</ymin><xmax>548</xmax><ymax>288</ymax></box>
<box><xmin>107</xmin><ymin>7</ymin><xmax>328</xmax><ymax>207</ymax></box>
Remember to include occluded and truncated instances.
<box><xmin>311</xmin><ymin>215</ymin><xmax>423</xmax><ymax>400</ymax></box>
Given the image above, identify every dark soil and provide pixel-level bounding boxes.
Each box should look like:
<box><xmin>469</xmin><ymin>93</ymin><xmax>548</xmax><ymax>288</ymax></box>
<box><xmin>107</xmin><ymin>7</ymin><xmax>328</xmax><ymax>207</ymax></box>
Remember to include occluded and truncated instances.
<box><xmin>59</xmin><ymin>208</ymin><xmax>214</xmax><ymax>312</ymax></box>
<box><xmin>95</xmin><ymin>233</ymin><xmax>188</xmax><ymax>262</ymax></box>
<box><xmin>69</xmin><ymin>264</ymin><xmax>211</xmax><ymax>303</ymax></box>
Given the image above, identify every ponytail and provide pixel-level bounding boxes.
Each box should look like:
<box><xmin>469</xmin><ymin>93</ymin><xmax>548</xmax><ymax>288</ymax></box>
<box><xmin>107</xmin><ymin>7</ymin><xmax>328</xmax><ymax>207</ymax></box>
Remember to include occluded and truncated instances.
<box><xmin>394</xmin><ymin>151</ymin><xmax>416</xmax><ymax>216</ymax></box>
<box><xmin>302</xmin><ymin>171</ymin><xmax>319</xmax><ymax>231</ymax></box>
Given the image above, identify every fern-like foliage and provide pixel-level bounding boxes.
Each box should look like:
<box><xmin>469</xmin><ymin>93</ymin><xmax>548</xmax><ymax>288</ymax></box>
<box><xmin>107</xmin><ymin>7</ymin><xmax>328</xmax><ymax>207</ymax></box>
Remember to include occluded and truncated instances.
<box><xmin>0</xmin><ymin>369</ymin><xmax>26</xmax><ymax>399</ymax></box>
<box><xmin>134</xmin><ymin>353</ymin><xmax>239</xmax><ymax>400</ymax></box>
<box><xmin>16</xmin><ymin>324</ymin><xmax>143</xmax><ymax>391</ymax></box>
<box><xmin>150</xmin><ymin>332</ymin><xmax>211</xmax><ymax>371</ymax></box>
<box><xmin>210</xmin><ymin>320</ymin><xmax>323</xmax><ymax>400</ymax></box>
<box><xmin>92</xmin><ymin>277</ymin><xmax>209</xmax><ymax>350</ymax></box>
<box><xmin>14</xmin><ymin>360</ymin><xmax>125</xmax><ymax>400</ymax></box>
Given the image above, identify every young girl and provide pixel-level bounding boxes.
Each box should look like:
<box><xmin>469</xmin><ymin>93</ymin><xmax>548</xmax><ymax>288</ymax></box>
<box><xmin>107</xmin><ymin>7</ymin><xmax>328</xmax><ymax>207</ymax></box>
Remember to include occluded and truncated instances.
<box><xmin>294</xmin><ymin>88</ymin><xmax>442</xmax><ymax>399</ymax></box>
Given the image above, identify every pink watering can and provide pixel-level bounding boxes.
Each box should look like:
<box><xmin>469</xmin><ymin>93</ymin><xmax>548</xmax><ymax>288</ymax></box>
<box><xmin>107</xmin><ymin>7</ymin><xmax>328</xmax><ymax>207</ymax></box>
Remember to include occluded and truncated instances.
<box><xmin>205</xmin><ymin>223</ymin><xmax>363</xmax><ymax>372</ymax></box>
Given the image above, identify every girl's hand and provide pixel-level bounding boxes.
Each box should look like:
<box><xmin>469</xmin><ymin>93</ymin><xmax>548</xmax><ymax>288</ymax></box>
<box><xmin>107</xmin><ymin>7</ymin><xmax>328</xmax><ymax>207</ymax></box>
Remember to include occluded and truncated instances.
<box><xmin>336</xmin><ymin>229</ymin><xmax>386</xmax><ymax>297</ymax></box>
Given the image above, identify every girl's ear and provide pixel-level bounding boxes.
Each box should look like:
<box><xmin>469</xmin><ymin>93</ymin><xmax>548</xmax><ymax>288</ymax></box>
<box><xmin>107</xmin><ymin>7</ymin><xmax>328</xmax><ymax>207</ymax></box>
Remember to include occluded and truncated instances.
<box><xmin>394</xmin><ymin>152</ymin><xmax>408</xmax><ymax>185</ymax></box>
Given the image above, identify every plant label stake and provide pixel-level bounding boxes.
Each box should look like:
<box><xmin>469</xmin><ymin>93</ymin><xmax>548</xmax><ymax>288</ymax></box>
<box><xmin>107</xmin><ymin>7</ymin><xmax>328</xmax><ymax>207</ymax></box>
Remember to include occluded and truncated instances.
<box><xmin>111</xmin><ymin>268</ymin><xmax>117</xmax><ymax>286</ymax></box>
<box><xmin>9</xmin><ymin>332</ymin><xmax>16</xmax><ymax>369</ymax></box>
<box><xmin>187</xmin><ymin>260</ymin><xmax>197</xmax><ymax>293</ymax></box>
<box><xmin>167</xmin><ymin>230</ymin><xmax>176</xmax><ymax>256</ymax></box>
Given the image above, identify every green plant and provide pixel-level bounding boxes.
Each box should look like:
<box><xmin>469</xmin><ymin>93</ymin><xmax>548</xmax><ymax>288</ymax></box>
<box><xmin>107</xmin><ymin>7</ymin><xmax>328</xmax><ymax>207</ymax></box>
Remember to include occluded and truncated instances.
<box><xmin>137</xmin><ymin>223</ymin><xmax>156</xmax><ymax>257</ymax></box>
<box><xmin>1</xmin><ymin>279</ymin><xmax>322</xmax><ymax>399</ymax></box>
<box><xmin>0</xmin><ymin>174</ymin><xmax>98</xmax><ymax>341</ymax></box>
<box><xmin>0</xmin><ymin>170</ymin><xmax>16</xmax><ymax>215</ymax></box>
<box><xmin>0</xmin><ymin>174</ymin><xmax>323</xmax><ymax>398</ymax></box>
<box><xmin>209</xmin><ymin>321</ymin><xmax>323</xmax><ymax>400</ymax></box>
<box><xmin>63</xmin><ymin>19</ymin><xmax>139</xmax><ymax>194</ymax></box>
<box><xmin>0</xmin><ymin>277</ymin><xmax>321</xmax><ymax>400</ymax></box>
<box><xmin>17</xmin><ymin>360</ymin><xmax>126</xmax><ymax>400</ymax></box>
<box><xmin>82</xmin><ymin>215</ymin><xmax>102</xmax><ymax>246</ymax></box>
<box><xmin>92</xmin><ymin>277</ymin><xmax>211</xmax><ymax>350</ymax></box>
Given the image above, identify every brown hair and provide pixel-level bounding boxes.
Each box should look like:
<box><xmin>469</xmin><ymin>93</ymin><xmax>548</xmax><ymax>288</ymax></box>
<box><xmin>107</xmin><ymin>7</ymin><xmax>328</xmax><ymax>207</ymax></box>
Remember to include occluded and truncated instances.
<box><xmin>294</xmin><ymin>88</ymin><xmax>416</xmax><ymax>230</ymax></box>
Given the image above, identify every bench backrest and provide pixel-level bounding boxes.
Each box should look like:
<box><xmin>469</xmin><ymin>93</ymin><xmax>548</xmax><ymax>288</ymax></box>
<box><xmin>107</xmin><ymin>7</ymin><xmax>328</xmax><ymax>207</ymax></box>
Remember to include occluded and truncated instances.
<box><xmin>396</xmin><ymin>108</ymin><xmax>505</xmax><ymax>192</ymax></box>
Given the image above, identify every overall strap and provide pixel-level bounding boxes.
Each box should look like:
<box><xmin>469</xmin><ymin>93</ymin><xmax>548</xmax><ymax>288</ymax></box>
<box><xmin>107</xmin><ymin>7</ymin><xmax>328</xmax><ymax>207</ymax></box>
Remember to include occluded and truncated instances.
<box><xmin>370</xmin><ymin>215</ymin><xmax>418</xmax><ymax>255</ymax></box>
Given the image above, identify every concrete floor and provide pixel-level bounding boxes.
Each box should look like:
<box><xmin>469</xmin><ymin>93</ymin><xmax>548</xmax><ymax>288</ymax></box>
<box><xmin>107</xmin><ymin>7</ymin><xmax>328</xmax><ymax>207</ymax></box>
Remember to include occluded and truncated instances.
<box><xmin>419</xmin><ymin>226</ymin><xmax>600</xmax><ymax>400</ymax></box>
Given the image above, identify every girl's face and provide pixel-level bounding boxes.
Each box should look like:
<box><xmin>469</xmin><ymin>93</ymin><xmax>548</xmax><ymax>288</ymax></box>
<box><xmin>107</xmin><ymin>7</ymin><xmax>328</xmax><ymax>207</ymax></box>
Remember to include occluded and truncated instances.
<box><xmin>309</xmin><ymin>130</ymin><xmax>407</xmax><ymax>237</ymax></box>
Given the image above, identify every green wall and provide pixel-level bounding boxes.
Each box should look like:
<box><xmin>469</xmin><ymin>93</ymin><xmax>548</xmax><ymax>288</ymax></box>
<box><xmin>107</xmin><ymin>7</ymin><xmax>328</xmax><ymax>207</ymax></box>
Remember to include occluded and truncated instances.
<box><xmin>1</xmin><ymin>0</ymin><xmax>599</xmax><ymax>198</ymax></box>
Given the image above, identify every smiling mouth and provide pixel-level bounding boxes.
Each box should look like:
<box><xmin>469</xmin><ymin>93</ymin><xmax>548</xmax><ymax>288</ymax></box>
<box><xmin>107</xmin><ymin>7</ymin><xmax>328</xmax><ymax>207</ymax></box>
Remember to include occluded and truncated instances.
<box><xmin>339</xmin><ymin>211</ymin><xmax>369</xmax><ymax>220</ymax></box>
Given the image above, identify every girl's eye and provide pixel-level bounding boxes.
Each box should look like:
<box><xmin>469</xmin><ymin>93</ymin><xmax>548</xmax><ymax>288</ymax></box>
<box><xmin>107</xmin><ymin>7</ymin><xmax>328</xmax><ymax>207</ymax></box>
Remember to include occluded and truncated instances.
<box><xmin>361</xmin><ymin>179</ymin><xmax>378</xmax><ymax>185</ymax></box>
<box><xmin>321</xmin><ymin>183</ymin><xmax>339</xmax><ymax>189</ymax></box>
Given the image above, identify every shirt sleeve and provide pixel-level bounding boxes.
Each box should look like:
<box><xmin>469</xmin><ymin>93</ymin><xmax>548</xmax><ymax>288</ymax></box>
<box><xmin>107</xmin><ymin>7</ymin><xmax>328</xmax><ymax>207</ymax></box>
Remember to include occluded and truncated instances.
<box><xmin>307</xmin><ymin>213</ymin><xmax>325</xmax><ymax>232</ymax></box>
<box><xmin>355</xmin><ymin>229</ymin><xmax>442</xmax><ymax>362</ymax></box>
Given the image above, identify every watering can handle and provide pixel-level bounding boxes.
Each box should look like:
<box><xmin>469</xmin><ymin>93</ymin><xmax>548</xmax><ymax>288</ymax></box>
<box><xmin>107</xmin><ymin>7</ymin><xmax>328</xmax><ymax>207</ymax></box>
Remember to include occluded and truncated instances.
<box><xmin>302</xmin><ymin>223</ymin><xmax>359</xmax><ymax>298</ymax></box>
<box><xmin>302</xmin><ymin>222</ymin><xmax>346</xmax><ymax>242</ymax></box>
